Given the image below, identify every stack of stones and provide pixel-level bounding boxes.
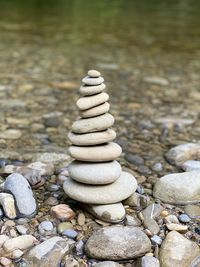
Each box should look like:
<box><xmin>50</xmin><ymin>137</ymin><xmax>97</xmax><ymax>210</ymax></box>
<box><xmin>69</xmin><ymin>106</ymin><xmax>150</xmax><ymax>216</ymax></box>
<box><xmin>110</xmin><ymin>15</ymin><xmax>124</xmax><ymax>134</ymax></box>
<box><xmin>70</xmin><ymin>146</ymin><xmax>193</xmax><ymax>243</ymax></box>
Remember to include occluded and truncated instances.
<box><xmin>63</xmin><ymin>70</ymin><xmax>137</xmax><ymax>223</ymax></box>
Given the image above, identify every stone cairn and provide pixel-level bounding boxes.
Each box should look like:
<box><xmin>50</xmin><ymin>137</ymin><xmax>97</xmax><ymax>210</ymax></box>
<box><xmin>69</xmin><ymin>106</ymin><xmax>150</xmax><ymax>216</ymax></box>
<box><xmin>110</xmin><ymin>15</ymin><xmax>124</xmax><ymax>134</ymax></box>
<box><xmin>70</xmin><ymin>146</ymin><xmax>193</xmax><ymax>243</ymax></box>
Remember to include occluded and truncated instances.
<box><xmin>63</xmin><ymin>70</ymin><xmax>137</xmax><ymax>223</ymax></box>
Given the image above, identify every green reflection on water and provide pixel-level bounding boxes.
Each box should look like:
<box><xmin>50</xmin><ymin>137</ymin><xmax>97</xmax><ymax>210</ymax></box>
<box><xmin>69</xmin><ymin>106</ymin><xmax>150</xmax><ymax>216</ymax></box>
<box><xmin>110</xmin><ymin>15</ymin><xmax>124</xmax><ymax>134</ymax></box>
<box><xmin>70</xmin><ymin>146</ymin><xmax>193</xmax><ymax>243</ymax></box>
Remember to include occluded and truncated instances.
<box><xmin>0</xmin><ymin>0</ymin><xmax>200</xmax><ymax>52</ymax></box>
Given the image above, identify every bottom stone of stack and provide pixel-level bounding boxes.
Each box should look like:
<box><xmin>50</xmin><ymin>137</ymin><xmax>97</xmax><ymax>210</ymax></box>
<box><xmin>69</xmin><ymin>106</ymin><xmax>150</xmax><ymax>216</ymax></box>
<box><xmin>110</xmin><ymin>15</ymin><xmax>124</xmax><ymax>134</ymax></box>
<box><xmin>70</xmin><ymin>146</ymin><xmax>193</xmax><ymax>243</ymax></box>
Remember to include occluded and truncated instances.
<box><xmin>63</xmin><ymin>171</ymin><xmax>137</xmax><ymax>204</ymax></box>
<box><xmin>83</xmin><ymin>202</ymin><xmax>126</xmax><ymax>223</ymax></box>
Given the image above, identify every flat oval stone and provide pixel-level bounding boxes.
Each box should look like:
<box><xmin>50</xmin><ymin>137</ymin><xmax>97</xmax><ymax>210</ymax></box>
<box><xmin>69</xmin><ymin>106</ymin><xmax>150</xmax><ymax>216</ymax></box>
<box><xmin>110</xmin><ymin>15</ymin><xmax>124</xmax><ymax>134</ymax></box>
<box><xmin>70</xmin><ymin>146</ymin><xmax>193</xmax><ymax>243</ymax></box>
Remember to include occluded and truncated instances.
<box><xmin>68</xmin><ymin>129</ymin><xmax>116</xmax><ymax>146</ymax></box>
<box><xmin>80</xmin><ymin>102</ymin><xmax>110</xmax><ymax>118</ymax></box>
<box><xmin>79</xmin><ymin>83</ymin><xmax>106</xmax><ymax>96</ymax></box>
<box><xmin>82</xmin><ymin>76</ymin><xmax>104</xmax><ymax>85</ymax></box>
<box><xmin>68</xmin><ymin>160</ymin><xmax>121</xmax><ymax>184</ymax></box>
<box><xmin>72</xmin><ymin>113</ymin><xmax>114</xmax><ymax>134</ymax></box>
<box><xmin>69</xmin><ymin>142</ymin><xmax>122</xmax><ymax>162</ymax></box>
<box><xmin>88</xmin><ymin>70</ymin><xmax>101</xmax><ymax>78</ymax></box>
<box><xmin>83</xmin><ymin>203</ymin><xmax>126</xmax><ymax>223</ymax></box>
<box><xmin>76</xmin><ymin>92</ymin><xmax>109</xmax><ymax>111</ymax></box>
<box><xmin>63</xmin><ymin>171</ymin><xmax>137</xmax><ymax>204</ymax></box>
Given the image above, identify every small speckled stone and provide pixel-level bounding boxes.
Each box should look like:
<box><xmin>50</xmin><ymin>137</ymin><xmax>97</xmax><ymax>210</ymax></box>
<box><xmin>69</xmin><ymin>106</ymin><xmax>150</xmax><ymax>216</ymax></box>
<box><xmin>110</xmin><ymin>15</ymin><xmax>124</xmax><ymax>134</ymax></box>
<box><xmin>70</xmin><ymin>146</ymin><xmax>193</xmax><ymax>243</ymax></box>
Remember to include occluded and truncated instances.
<box><xmin>82</xmin><ymin>76</ymin><xmax>104</xmax><ymax>85</ymax></box>
<box><xmin>179</xmin><ymin>214</ymin><xmax>191</xmax><ymax>223</ymax></box>
<box><xmin>77</xmin><ymin>213</ymin><xmax>85</xmax><ymax>226</ymax></box>
<box><xmin>88</xmin><ymin>70</ymin><xmax>101</xmax><ymax>77</ymax></box>
<box><xmin>76</xmin><ymin>92</ymin><xmax>109</xmax><ymax>111</ymax></box>
<box><xmin>16</xmin><ymin>225</ymin><xmax>28</xmax><ymax>235</ymax></box>
<box><xmin>38</xmin><ymin>221</ymin><xmax>54</xmax><ymax>236</ymax></box>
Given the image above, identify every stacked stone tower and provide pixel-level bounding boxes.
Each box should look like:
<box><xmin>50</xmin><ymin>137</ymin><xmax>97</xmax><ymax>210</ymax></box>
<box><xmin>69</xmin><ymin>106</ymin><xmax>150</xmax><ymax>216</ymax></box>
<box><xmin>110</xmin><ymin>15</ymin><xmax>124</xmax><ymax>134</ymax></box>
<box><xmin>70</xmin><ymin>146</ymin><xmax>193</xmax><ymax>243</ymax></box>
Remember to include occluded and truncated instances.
<box><xmin>63</xmin><ymin>70</ymin><xmax>137</xmax><ymax>223</ymax></box>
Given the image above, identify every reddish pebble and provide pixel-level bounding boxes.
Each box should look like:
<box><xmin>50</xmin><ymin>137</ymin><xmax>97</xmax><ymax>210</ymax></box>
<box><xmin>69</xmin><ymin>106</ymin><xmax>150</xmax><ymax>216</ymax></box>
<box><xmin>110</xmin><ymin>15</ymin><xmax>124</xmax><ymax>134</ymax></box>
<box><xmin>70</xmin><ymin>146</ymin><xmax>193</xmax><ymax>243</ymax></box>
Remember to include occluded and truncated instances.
<box><xmin>51</xmin><ymin>204</ymin><xmax>75</xmax><ymax>221</ymax></box>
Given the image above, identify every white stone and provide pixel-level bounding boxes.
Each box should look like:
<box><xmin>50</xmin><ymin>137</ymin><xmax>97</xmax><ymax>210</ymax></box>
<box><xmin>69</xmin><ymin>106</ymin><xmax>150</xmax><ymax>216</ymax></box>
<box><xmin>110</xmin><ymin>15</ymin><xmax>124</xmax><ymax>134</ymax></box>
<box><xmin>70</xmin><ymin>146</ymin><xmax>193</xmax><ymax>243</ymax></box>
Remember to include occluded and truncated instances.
<box><xmin>76</xmin><ymin>92</ymin><xmax>109</xmax><ymax>111</ymax></box>
<box><xmin>68</xmin><ymin>128</ymin><xmax>116</xmax><ymax>146</ymax></box>
<box><xmin>72</xmin><ymin>113</ymin><xmax>114</xmax><ymax>134</ymax></box>
<box><xmin>84</xmin><ymin>203</ymin><xmax>125</xmax><ymax>223</ymax></box>
<box><xmin>159</xmin><ymin>231</ymin><xmax>199</xmax><ymax>267</ymax></box>
<box><xmin>80</xmin><ymin>102</ymin><xmax>110</xmax><ymax>118</ymax></box>
<box><xmin>0</xmin><ymin>129</ymin><xmax>22</xmax><ymax>140</ymax></box>
<box><xmin>0</xmin><ymin>193</ymin><xmax>16</xmax><ymax>219</ymax></box>
<box><xmin>63</xmin><ymin>171</ymin><xmax>137</xmax><ymax>204</ymax></box>
<box><xmin>68</xmin><ymin>160</ymin><xmax>121</xmax><ymax>184</ymax></box>
<box><xmin>144</xmin><ymin>76</ymin><xmax>169</xmax><ymax>86</ymax></box>
<box><xmin>166</xmin><ymin>223</ymin><xmax>188</xmax><ymax>232</ymax></box>
<box><xmin>0</xmin><ymin>235</ymin><xmax>10</xmax><ymax>248</ymax></box>
<box><xmin>165</xmin><ymin>143</ymin><xmax>200</xmax><ymax>166</ymax></box>
<box><xmin>82</xmin><ymin>76</ymin><xmax>104</xmax><ymax>85</ymax></box>
<box><xmin>69</xmin><ymin>142</ymin><xmax>122</xmax><ymax>162</ymax></box>
<box><xmin>182</xmin><ymin>160</ymin><xmax>200</xmax><ymax>171</ymax></box>
<box><xmin>3</xmin><ymin>235</ymin><xmax>37</xmax><ymax>252</ymax></box>
<box><xmin>79</xmin><ymin>83</ymin><xmax>106</xmax><ymax>96</ymax></box>
<box><xmin>153</xmin><ymin>171</ymin><xmax>200</xmax><ymax>204</ymax></box>
<box><xmin>88</xmin><ymin>70</ymin><xmax>101</xmax><ymax>77</ymax></box>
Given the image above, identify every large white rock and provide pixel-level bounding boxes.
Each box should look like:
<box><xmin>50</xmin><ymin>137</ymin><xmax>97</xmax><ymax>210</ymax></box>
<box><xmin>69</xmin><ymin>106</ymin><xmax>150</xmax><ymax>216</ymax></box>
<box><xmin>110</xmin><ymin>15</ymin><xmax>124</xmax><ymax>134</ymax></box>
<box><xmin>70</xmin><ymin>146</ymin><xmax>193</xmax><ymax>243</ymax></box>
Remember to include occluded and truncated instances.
<box><xmin>68</xmin><ymin>160</ymin><xmax>121</xmax><ymax>184</ymax></box>
<box><xmin>63</xmin><ymin>171</ymin><xmax>137</xmax><ymax>204</ymax></box>
<box><xmin>69</xmin><ymin>142</ymin><xmax>122</xmax><ymax>162</ymax></box>
<box><xmin>68</xmin><ymin>129</ymin><xmax>116</xmax><ymax>146</ymax></box>
<box><xmin>72</xmin><ymin>113</ymin><xmax>114</xmax><ymax>134</ymax></box>
<box><xmin>79</xmin><ymin>83</ymin><xmax>106</xmax><ymax>96</ymax></box>
<box><xmin>159</xmin><ymin>231</ymin><xmax>199</xmax><ymax>267</ymax></box>
<box><xmin>80</xmin><ymin>102</ymin><xmax>110</xmax><ymax>118</ymax></box>
<box><xmin>153</xmin><ymin>171</ymin><xmax>200</xmax><ymax>204</ymax></box>
<box><xmin>76</xmin><ymin>92</ymin><xmax>109</xmax><ymax>111</ymax></box>
<box><xmin>83</xmin><ymin>203</ymin><xmax>126</xmax><ymax>223</ymax></box>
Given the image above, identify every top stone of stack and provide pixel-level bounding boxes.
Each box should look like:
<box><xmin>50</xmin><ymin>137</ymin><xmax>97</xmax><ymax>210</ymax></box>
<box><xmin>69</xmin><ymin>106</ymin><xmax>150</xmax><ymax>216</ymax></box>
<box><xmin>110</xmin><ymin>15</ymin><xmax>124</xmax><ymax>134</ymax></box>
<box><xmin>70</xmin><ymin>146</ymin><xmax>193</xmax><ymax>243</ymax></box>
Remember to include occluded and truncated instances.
<box><xmin>79</xmin><ymin>70</ymin><xmax>106</xmax><ymax>96</ymax></box>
